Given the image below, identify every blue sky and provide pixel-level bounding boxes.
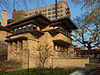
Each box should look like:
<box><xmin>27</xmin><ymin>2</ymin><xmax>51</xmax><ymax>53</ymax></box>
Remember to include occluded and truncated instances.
<box><xmin>0</xmin><ymin>0</ymin><xmax>84</xmax><ymax>20</ymax></box>
<box><xmin>0</xmin><ymin>0</ymin><xmax>85</xmax><ymax>45</ymax></box>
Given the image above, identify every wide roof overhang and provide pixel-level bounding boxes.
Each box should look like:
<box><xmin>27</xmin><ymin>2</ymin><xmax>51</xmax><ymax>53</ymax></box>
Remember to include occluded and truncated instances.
<box><xmin>51</xmin><ymin>16</ymin><xmax>77</xmax><ymax>30</ymax></box>
<box><xmin>6</xmin><ymin>14</ymin><xmax>51</xmax><ymax>28</ymax></box>
<box><xmin>0</xmin><ymin>25</ymin><xmax>12</xmax><ymax>32</ymax></box>
<box><xmin>6</xmin><ymin>14</ymin><xmax>77</xmax><ymax>30</ymax></box>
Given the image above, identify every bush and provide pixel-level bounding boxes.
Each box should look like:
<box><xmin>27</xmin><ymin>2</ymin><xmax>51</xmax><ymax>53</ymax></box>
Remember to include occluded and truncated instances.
<box><xmin>0</xmin><ymin>59</ymin><xmax>22</xmax><ymax>70</ymax></box>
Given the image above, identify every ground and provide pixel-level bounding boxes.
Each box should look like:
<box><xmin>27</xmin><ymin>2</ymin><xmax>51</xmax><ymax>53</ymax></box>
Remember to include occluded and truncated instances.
<box><xmin>0</xmin><ymin>68</ymin><xmax>73</xmax><ymax>75</ymax></box>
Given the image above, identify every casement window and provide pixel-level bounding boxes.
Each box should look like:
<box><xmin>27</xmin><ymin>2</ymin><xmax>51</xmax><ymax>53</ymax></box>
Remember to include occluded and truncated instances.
<box><xmin>52</xmin><ymin>11</ymin><xmax>56</xmax><ymax>14</ymax></box>
<box><xmin>54</xmin><ymin>26</ymin><xmax>59</xmax><ymax>29</ymax></box>
<box><xmin>14</xmin><ymin>28</ymin><xmax>17</xmax><ymax>34</ymax></box>
<box><xmin>35</xmin><ymin>11</ymin><xmax>38</xmax><ymax>14</ymax></box>
<box><xmin>23</xmin><ymin>26</ymin><xmax>26</xmax><ymax>31</ymax></box>
<box><xmin>24</xmin><ymin>14</ymin><xmax>28</xmax><ymax>16</ymax></box>
<box><xmin>43</xmin><ymin>9</ymin><xmax>47</xmax><ymax>12</ymax></box>
<box><xmin>60</xmin><ymin>14</ymin><xmax>63</xmax><ymax>16</ymax></box>
<box><xmin>48</xmin><ymin>8</ymin><xmax>51</xmax><ymax>11</ymax></box>
<box><xmin>28</xmin><ymin>24</ymin><xmax>31</xmax><ymax>31</ymax></box>
<box><xmin>18</xmin><ymin>27</ymin><xmax>21</xmax><ymax>32</ymax></box>
<box><xmin>48</xmin><ymin>16</ymin><xmax>51</xmax><ymax>19</ymax></box>
<box><xmin>60</xmin><ymin>6</ymin><xmax>63</xmax><ymax>8</ymax></box>
<box><xmin>52</xmin><ymin>7</ymin><xmax>55</xmax><ymax>10</ymax></box>
<box><xmin>39</xmin><ymin>11</ymin><xmax>42</xmax><ymax>13</ymax></box>
<box><xmin>44</xmin><ymin>13</ymin><xmax>47</xmax><ymax>15</ymax></box>
<box><xmin>29</xmin><ymin>13</ymin><xmax>32</xmax><ymax>15</ymax></box>
<box><xmin>48</xmin><ymin>12</ymin><xmax>51</xmax><ymax>15</ymax></box>
<box><xmin>52</xmin><ymin>15</ymin><xmax>56</xmax><ymax>18</ymax></box>
<box><xmin>60</xmin><ymin>10</ymin><xmax>63</xmax><ymax>12</ymax></box>
<box><xmin>33</xmin><ymin>24</ymin><xmax>37</xmax><ymax>30</ymax></box>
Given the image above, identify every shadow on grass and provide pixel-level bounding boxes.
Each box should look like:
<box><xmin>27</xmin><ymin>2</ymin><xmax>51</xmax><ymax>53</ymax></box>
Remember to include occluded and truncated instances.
<box><xmin>0</xmin><ymin>68</ymin><xmax>73</xmax><ymax>75</ymax></box>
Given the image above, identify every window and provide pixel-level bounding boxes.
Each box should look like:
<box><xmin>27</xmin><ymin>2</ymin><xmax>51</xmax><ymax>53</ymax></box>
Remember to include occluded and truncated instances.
<box><xmin>29</xmin><ymin>13</ymin><xmax>32</xmax><ymax>15</ymax></box>
<box><xmin>43</xmin><ymin>9</ymin><xmax>47</xmax><ymax>12</ymax></box>
<box><xmin>54</xmin><ymin>26</ymin><xmax>59</xmax><ymax>29</ymax></box>
<box><xmin>44</xmin><ymin>13</ymin><xmax>47</xmax><ymax>15</ymax></box>
<box><xmin>48</xmin><ymin>8</ymin><xmax>51</xmax><ymax>11</ymax></box>
<box><xmin>60</xmin><ymin>10</ymin><xmax>63</xmax><ymax>12</ymax></box>
<box><xmin>52</xmin><ymin>11</ymin><xmax>56</xmax><ymax>14</ymax></box>
<box><xmin>33</xmin><ymin>24</ymin><xmax>37</xmax><ymax>30</ymax></box>
<box><xmin>48</xmin><ymin>12</ymin><xmax>51</xmax><ymax>15</ymax></box>
<box><xmin>48</xmin><ymin>16</ymin><xmax>51</xmax><ymax>19</ymax></box>
<box><xmin>35</xmin><ymin>11</ymin><xmax>38</xmax><ymax>14</ymax></box>
<box><xmin>24</xmin><ymin>14</ymin><xmax>28</xmax><ymax>16</ymax></box>
<box><xmin>60</xmin><ymin>14</ymin><xmax>63</xmax><ymax>16</ymax></box>
<box><xmin>67</xmin><ymin>32</ymin><xmax>71</xmax><ymax>38</ymax></box>
<box><xmin>18</xmin><ymin>27</ymin><xmax>21</xmax><ymax>33</ymax></box>
<box><xmin>39</xmin><ymin>11</ymin><xmax>42</xmax><ymax>13</ymax></box>
<box><xmin>23</xmin><ymin>26</ymin><xmax>26</xmax><ymax>31</ymax></box>
<box><xmin>28</xmin><ymin>24</ymin><xmax>31</xmax><ymax>30</ymax></box>
<box><xmin>14</xmin><ymin>28</ymin><xmax>17</xmax><ymax>34</ymax></box>
<box><xmin>52</xmin><ymin>15</ymin><xmax>56</xmax><ymax>18</ymax></box>
<box><xmin>52</xmin><ymin>7</ymin><xmax>55</xmax><ymax>10</ymax></box>
<box><xmin>60</xmin><ymin>6</ymin><xmax>63</xmax><ymax>8</ymax></box>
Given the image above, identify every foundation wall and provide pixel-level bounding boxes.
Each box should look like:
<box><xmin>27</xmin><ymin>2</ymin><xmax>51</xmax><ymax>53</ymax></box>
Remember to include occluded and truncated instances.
<box><xmin>52</xmin><ymin>58</ymin><xmax>89</xmax><ymax>68</ymax></box>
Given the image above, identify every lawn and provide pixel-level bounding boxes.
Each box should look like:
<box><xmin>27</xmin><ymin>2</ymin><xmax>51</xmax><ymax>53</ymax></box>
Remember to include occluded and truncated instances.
<box><xmin>0</xmin><ymin>68</ymin><xmax>73</xmax><ymax>75</ymax></box>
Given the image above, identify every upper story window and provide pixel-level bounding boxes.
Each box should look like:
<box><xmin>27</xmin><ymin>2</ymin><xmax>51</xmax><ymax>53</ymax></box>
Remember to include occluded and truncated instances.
<box><xmin>23</xmin><ymin>26</ymin><xmax>26</xmax><ymax>31</ymax></box>
<box><xmin>48</xmin><ymin>12</ymin><xmax>51</xmax><ymax>15</ymax></box>
<box><xmin>54</xmin><ymin>26</ymin><xmax>59</xmax><ymax>29</ymax></box>
<box><xmin>52</xmin><ymin>7</ymin><xmax>55</xmax><ymax>10</ymax></box>
<box><xmin>48</xmin><ymin>8</ymin><xmax>51</xmax><ymax>11</ymax></box>
<box><xmin>43</xmin><ymin>9</ymin><xmax>47</xmax><ymax>12</ymax></box>
<box><xmin>14</xmin><ymin>28</ymin><xmax>17</xmax><ymax>34</ymax></box>
<box><xmin>52</xmin><ymin>11</ymin><xmax>56</xmax><ymax>14</ymax></box>
<box><xmin>60</xmin><ymin>10</ymin><xmax>63</xmax><ymax>12</ymax></box>
<box><xmin>33</xmin><ymin>24</ymin><xmax>37</xmax><ymax>30</ymax></box>
<box><xmin>24</xmin><ymin>14</ymin><xmax>28</xmax><ymax>16</ymax></box>
<box><xmin>52</xmin><ymin>15</ymin><xmax>56</xmax><ymax>18</ymax></box>
<box><xmin>35</xmin><ymin>11</ymin><xmax>38</xmax><ymax>14</ymax></box>
<box><xmin>48</xmin><ymin>16</ymin><xmax>51</xmax><ymax>19</ymax></box>
<box><xmin>18</xmin><ymin>27</ymin><xmax>22</xmax><ymax>33</ymax></box>
<box><xmin>39</xmin><ymin>11</ymin><xmax>42</xmax><ymax>13</ymax></box>
<box><xmin>60</xmin><ymin>6</ymin><xmax>63</xmax><ymax>8</ymax></box>
<box><xmin>57</xmin><ymin>6</ymin><xmax>59</xmax><ymax>9</ymax></box>
<box><xmin>28</xmin><ymin>24</ymin><xmax>31</xmax><ymax>31</ymax></box>
<box><xmin>67</xmin><ymin>32</ymin><xmax>71</xmax><ymax>38</ymax></box>
<box><xmin>60</xmin><ymin>14</ymin><xmax>63</xmax><ymax>16</ymax></box>
<box><xmin>29</xmin><ymin>13</ymin><xmax>32</xmax><ymax>15</ymax></box>
<box><xmin>44</xmin><ymin>13</ymin><xmax>47</xmax><ymax>15</ymax></box>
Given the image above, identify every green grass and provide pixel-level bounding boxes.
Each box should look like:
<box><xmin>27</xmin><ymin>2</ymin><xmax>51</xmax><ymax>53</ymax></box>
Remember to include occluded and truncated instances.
<box><xmin>0</xmin><ymin>68</ymin><xmax>73</xmax><ymax>75</ymax></box>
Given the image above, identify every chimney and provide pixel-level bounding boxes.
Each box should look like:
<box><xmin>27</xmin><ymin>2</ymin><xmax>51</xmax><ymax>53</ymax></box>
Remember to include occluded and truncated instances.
<box><xmin>1</xmin><ymin>10</ymin><xmax>8</xmax><ymax>26</ymax></box>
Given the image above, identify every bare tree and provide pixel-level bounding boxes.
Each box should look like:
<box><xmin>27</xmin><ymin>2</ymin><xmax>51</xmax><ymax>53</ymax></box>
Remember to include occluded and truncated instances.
<box><xmin>35</xmin><ymin>43</ymin><xmax>53</xmax><ymax>68</ymax></box>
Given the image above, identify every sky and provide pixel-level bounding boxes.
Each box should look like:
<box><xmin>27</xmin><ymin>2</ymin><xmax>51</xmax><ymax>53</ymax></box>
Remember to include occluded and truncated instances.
<box><xmin>0</xmin><ymin>0</ymin><xmax>84</xmax><ymax>21</ymax></box>
<box><xmin>0</xmin><ymin>0</ymin><xmax>85</xmax><ymax>45</ymax></box>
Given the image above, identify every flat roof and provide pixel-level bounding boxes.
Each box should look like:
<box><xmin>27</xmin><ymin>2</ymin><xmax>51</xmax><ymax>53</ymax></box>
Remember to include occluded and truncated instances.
<box><xmin>6</xmin><ymin>14</ymin><xmax>77</xmax><ymax>30</ymax></box>
<box><xmin>6</xmin><ymin>14</ymin><xmax>51</xmax><ymax>28</ymax></box>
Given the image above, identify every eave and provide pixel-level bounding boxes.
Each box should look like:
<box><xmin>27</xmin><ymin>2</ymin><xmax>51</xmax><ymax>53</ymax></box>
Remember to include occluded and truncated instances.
<box><xmin>0</xmin><ymin>25</ymin><xmax>12</xmax><ymax>32</ymax></box>
<box><xmin>5</xmin><ymin>36</ymin><xmax>28</xmax><ymax>42</ymax></box>
<box><xmin>6</xmin><ymin>30</ymin><xmax>44</xmax><ymax>38</ymax></box>
<box><xmin>51</xmin><ymin>16</ymin><xmax>78</xmax><ymax>30</ymax></box>
<box><xmin>6</xmin><ymin>14</ymin><xmax>51</xmax><ymax>28</ymax></box>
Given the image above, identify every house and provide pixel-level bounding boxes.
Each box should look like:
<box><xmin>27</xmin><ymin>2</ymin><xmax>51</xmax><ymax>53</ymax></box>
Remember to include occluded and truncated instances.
<box><xmin>0</xmin><ymin>10</ymin><xmax>78</xmax><ymax>68</ymax></box>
